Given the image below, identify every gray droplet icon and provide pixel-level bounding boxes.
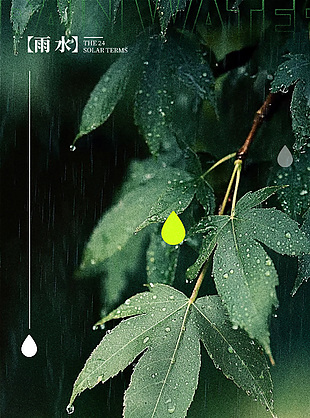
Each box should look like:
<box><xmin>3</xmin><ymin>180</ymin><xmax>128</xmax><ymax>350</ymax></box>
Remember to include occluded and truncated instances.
<box><xmin>277</xmin><ymin>145</ymin><xmax>293</xmax><ymax>167</ymax></box>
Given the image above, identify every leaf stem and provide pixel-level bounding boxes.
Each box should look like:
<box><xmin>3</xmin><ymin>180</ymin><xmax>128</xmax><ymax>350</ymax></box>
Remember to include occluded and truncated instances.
<box><xmin>230</xmin><ymin>160</ymin><xmax>242</xmax><ymax>217</ymax></box>
<box><xmin>189</xmin><ymin>262</ymin><xmax>209</xmax><ymax>305</ymax></box>
<box><xmin>201</xmin><ymin>152</ymin><xmax>237</xmax><ymax>177</ymax></box>
<box><xmin>269</xmin><ymin>352</ymin><xmax>275</xmax><ymax>367</ymax></box>
<box><xmin>218</xmin><ymin>161</ymin><xmax>240</xmax><ymax>215</ymax></box>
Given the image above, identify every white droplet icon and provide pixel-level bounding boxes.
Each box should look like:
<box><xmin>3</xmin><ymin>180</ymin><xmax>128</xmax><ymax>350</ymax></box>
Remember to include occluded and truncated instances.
<box><xmin>21</xmin><ymin>334</ymin><xmax>37</xmax><ymax>357</ymax></box>
<box><xmin>277</xmin><ymin>145</ymin><xmax>293</xmax><ymax>167</ymax></box>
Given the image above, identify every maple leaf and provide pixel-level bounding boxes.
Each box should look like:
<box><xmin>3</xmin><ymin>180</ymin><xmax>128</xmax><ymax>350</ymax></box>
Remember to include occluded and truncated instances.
<box><xmin>136</xmin><ymin>148</ymin><xmax>215</xmax><ymax>233</ymax></box>
<box><xmin>271</xmin><ymin>53</ymin><xmax>310</xmax><ymax>151</ymax></box>
<box><xmin>291</xmin><ymin>209</ymin><xmax>310</xmax><ymax>296</ymax></box>
<box><xmin>153</xmin><ymin>0</ymin><xmax>188</xmax><ymax>36</ymax></box>
<box><xmin>67</xmin><ymin>284</ymin><xmax>276</xmax><ymax>418</ymax></box>
<box><xmin>134</xmin><ymin>36</ymin><xmax>214</xmax><ymax>155</ymax></box>
<box><xmin>75</xmin><ymin>39</ymin><xmax>145</xmax><ymax>141</ymax></box>
<box><xmin>57</xmin><ymin>0</ymin><xmax>121</xmax><ymax>33</ymax></box>
<box><xmin>136</xmin><ymin>175</ymin><xmax>214</xmax><ymax>232</ymax></box>
<box><xmin>187</xmin><ymin>187</ymin><xmax>310</xmax><ymax>356</ymax></box>
<box><xmin>146</xmin><ymin>229</ymin><xmax>180</xmax><ymax>285</ymax></box>
<box><xmin>11</xmin><ymin>0</ymin><xmax>43</xmax><ymax>39</ymax></box>
<box><xmin>78</xmin><ymin>158</ymin><xmax>193</xmax><ymax>276</ymax></box>
<box><xmin>270</xmin><ymin>146</ymin><xmax>310</xmax><ymax>221</ymax></box>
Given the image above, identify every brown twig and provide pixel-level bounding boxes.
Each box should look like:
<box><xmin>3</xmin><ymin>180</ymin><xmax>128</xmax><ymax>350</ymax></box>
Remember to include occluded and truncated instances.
<box><xmin>236</xmin><ymin>92</ymin><xmax>283</xmax><ymax>160</ymax></box>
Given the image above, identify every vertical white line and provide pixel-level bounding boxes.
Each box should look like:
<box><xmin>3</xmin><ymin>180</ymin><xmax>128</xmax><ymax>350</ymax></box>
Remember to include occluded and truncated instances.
<box><xmin>28</xmin><ymin>70</ymin><xmax>31</xmax><ymax>330</ymax></box>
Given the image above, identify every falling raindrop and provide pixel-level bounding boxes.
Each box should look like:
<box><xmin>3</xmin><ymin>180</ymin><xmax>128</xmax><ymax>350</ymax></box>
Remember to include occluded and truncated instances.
<box><xmin>66</xmin><ymin>404</ymin><xmax>75</xmax><ymax>414</ymax></box>
<box><xmin>21</xmin><ymin>334</ymin><xmax>37</xmax><ymax>357</ymax></box>
<box><xmin>277</xmin><ymin>145</ymin><xmax>293</xmax><ymax>167</ymax></box>
<box><xmin>161</xmin><ymin>211</ymin><xmax>186</xmax><ymax>245</ymax></box>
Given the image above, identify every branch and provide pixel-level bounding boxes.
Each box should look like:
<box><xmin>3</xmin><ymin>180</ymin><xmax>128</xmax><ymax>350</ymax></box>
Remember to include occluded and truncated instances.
<box><xmin>218</xmin><ymin>90</ymin><xmax>288</xmax><ymax>215</ymax></box>
<box><xmin>236</xmin><ymin>91</ymin><xmax>284</xmax><ymax>160</ymax></box>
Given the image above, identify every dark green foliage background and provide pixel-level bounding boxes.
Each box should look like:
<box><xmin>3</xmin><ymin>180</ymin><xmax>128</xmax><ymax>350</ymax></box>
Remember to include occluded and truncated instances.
<box><xmin>1</xmin><ymin>1</ymin><xmax>310</xmax><ymax>417</ymax></box>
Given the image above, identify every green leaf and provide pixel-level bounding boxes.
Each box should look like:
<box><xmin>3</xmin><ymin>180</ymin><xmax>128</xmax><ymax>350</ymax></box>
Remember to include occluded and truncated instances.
<box><xmin>186</xmin><ymin>216</ymin><xmax>228</xmax><ymax>280</ymax></box>
<box><xmin>173</xmin><ymin>40</ymin><xmax>215</xmax><ymax>104</ymax></box>
<box><xmin>291</xmin><ymin>210</ymin><xmax>310</xmax><ymax>296</ymax></box>
<box><xmin>68</xmin><ymin>284</ymin><xmax>275</xmax><ymax>417</ymax></box>
<box><xmin>150</xmin><ymin>177</ymin><xmax>195</xmax><ymax>220</ymax></box>
<box><xmin>136</xmin><ymin>174</ymin><xmax>215</xmax><ymax>232</ymax></box>
<box><xmin>187</xmin><ymin>187</ymin><xmax>310</xmax><ymax>355</ymax></box>
<box><xmin>271</xmin><ymin>53</ymin><xmax>310</xmax><ymax>151</ymax></box>
<box><xmin>136</xmin><ymin>175</ymin><xmax>194</xmax><ymax>231</ymax></box>
<box><xmin>178</xmin><ymin>145</ymin><xmax>203</xmax><ymax>176</ymax></box>
<box><xmin>134</xmin><ymin>37</ymin><xmax>214</xmax><ymax>155</ymax></box>
<box><xmin>236</xmin><ymin>186</ymin><xmax>285</xmax><ymax>213</ymax></box>
<box><xmin>57</xmin><ymin>0</ymin><xmax>72</xmax><ymax>27</ymax></box>
<box><xmin>146</xmin><ymin>229</ymin><xmax>180</xmax><ymax>285</ymax></box>
<box><xmin>75</xmin><ymin>39</ymin><xmax>144</xmax><ymax>140</ymax></box>
<box><xmin>154</xmin><ymin>0</ymin><xmax>188</xmax><ymax>36</ymax></box>
<box><xmin>11</xmin><ymin>0</ymin><xmax>44</xmax><ymax>38</ymax></box>
<box><xmin>212</xmin><ymin>220</ymin><xmax>278</xmax><ymax>357</ymax></box>
<box><xmin>195</xmin><ymin>178</ymin><xmax>216</xmax><ymax>212</ymax></box>
<box><xmin>79</xmin><ymin>158</ymin><xmax>192</xmax><ymax>274</ymax></box>
<box><xmin>57</xmin><ymin>0</ymin><xmax>122</xmax><ymax>36</ymax></box>
<box><xmin>270</xmin><ymin>147</ymin><xmax>310</xmax><ymax>221</ymax></box>
<box><xmin>101</xmin><ymin>230</ymin><xmax>149</xmax><ymax>311</ymax></box>
<box><xmin>134</xmin><ymin>38</ymin><xmax>179</xmax><ymax>155</ymax></box>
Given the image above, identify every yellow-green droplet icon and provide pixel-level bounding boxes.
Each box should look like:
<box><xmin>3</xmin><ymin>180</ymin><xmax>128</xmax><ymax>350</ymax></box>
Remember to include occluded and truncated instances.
<box><xmin>161</xmin><ymin>211</ymin><xmax>186</xmax><ymax>245</ymax></box>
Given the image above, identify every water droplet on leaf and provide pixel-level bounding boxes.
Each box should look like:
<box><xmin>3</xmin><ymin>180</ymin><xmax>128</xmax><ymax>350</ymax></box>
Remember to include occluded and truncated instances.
<box><xmin>277</xmin><ymin>145</ymin><xmax>293</xmax><ymax>167</ymax></box>
<box><xmin>21</xmin><ymin>335</ymin><xmax>37</xmax><ymax>357</ymax></box>
<box><xmin>161</xmin><ymin>211</ymin><xmax>186</xmax><ymax>245</ymax></box>
<box><xmin>69</xmin><ymin>145</ymin><xmax>76</xmax><ymax>152</ymax></box>
<box><xmin>168</xmin><ymin>405</ymin><xmax>176</xmax><ymax>414</ymax></box>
